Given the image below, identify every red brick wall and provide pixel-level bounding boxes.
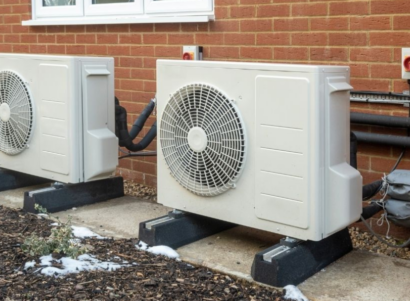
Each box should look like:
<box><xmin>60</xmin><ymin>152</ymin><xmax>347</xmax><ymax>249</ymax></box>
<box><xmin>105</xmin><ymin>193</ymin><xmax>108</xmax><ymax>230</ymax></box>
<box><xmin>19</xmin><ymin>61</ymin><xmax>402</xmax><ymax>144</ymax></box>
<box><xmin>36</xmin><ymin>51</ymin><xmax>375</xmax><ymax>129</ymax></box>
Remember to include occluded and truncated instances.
<box><xmin>1</xmin><ymin>0</ymin><xmax>410</xmax><ymax>188</ymax></box>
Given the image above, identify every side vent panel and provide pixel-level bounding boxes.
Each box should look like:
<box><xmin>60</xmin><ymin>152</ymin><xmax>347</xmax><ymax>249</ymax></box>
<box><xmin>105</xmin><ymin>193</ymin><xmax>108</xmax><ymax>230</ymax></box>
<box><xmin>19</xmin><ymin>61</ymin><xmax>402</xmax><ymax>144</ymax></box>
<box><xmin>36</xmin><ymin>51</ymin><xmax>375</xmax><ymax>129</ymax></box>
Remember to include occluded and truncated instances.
<box><xmin>254</xmin><ymin>76</ymin><xmax>310</xmax><ymax>229</ymax></box>
<box><xmin>38</xmin><ymin>64</ymin><xmax>69</xmax><ymax>175</ymax></box>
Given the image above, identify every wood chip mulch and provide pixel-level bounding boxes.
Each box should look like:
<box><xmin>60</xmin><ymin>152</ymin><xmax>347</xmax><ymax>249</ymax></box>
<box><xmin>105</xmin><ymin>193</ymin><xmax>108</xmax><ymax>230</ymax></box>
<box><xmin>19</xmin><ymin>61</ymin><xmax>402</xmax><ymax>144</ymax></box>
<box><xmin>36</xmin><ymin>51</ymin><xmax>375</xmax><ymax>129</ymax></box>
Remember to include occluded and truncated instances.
<box><xmin>0</xmin><ymin>205</ymin><xmax>289</xmax><ymax>301</ymax></box>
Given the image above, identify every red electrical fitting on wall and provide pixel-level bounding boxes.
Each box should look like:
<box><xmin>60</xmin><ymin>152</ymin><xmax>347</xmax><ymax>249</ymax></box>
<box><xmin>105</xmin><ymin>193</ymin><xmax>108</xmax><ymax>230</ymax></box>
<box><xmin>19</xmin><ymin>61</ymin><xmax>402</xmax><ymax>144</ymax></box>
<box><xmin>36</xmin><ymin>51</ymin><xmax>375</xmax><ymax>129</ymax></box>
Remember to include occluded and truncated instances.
<box><xmin>403</xmin><ymin>56</ymin><xmax>410</xmax><ymax>72</ymax></box>
<box><xmin>402</xmin><ymin>49</ymin><xmax>410</xmax><ymax>79</ymax></box>
<box><xmin>182</xmin><ymin>46</ymin><xmax>203</xmax><ymax>60</ymax></box>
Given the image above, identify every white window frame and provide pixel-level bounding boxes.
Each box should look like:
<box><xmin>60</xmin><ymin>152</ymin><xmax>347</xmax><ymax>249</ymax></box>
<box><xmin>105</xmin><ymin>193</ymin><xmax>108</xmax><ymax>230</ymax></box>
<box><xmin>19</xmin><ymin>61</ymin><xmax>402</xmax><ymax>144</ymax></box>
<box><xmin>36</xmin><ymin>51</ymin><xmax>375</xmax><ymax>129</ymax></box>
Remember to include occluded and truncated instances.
<box><xmin>24</xmin><ymin>0</ymin><xmax>214</xmax><ymax>26</ymax></box>
<box><xmin>145</xmin><ymin>0</ymin><xmax>212</xmax><ymax>14</ymax></box>
<box><xmin>35</xmin><ymin>0</ymin><xmax>84</xmax><ymax>18</ymax></box>
<box><xmin>84</xmin><ymin>0</ymin><xmax>143</xmax><ymax>16</ymax></box>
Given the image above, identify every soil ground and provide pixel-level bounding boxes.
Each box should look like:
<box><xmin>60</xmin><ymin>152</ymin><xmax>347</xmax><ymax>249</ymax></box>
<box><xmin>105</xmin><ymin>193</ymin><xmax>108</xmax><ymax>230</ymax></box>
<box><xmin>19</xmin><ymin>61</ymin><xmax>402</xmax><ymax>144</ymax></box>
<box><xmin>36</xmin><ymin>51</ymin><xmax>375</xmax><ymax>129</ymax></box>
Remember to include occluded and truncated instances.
<box><xmin>0</xmin><ymin>205</ymin><xmax>289</xmax><ymax>301</ymax></box>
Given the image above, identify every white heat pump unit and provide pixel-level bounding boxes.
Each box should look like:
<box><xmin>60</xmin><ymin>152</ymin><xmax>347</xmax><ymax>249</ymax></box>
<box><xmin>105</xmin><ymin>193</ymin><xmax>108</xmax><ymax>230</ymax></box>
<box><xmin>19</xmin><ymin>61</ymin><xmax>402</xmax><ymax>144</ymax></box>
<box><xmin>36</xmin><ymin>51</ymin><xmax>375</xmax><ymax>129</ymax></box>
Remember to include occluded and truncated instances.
<box><xmin>0</xmin><ymin>53</ymin><xmax>118</xmax><ymax>184</ymax></box>
<box><xmin>157</xmin><ymin>60</ymin><xmax>363</xmax><ymax>241</ymax></box>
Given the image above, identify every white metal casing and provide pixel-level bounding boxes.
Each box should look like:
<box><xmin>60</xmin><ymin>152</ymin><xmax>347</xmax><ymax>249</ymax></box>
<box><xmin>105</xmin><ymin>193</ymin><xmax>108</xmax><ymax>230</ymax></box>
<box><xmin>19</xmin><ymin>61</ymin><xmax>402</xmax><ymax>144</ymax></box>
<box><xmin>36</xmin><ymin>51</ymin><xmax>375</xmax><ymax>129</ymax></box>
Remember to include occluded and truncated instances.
<box><xmin>0</xmin><ymin>53</ymin><xmax>118</xmax><ymax>184</ymax></box>
<box><xmin>157</xmin><ymin>60</ymin><xmax>362</xmax><ymax>241</ymax></box>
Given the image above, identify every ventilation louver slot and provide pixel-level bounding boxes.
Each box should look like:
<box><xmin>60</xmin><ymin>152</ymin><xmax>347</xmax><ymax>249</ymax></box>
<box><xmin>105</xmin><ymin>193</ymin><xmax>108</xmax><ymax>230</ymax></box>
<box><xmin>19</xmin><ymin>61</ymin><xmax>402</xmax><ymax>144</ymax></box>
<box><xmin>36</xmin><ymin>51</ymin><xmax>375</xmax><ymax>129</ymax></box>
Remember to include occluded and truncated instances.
<box><xmin>160</xmin><ymin>83</ymin><xmax>246</xmax><ymax>197</ymax></box>
<box><xmin>0</xmin><ymin>71</ymin><xmax>34</xmax><ymax>155</ymax></box>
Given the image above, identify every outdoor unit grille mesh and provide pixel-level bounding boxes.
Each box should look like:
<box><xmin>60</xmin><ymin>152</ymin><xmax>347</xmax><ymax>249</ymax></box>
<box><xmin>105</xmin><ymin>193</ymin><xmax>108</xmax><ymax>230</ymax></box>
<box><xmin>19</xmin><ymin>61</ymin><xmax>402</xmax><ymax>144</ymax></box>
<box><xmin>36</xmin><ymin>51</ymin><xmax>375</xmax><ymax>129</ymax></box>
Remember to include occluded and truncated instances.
<box><xmin>160</xmin><ymin>83</ymin><xmax>246</xmax><ymax>197</ymax></box>
<box><xmin>0</xmin><ymin>71</ymin><xmax>34</xmax><ymax>155</ymax></box>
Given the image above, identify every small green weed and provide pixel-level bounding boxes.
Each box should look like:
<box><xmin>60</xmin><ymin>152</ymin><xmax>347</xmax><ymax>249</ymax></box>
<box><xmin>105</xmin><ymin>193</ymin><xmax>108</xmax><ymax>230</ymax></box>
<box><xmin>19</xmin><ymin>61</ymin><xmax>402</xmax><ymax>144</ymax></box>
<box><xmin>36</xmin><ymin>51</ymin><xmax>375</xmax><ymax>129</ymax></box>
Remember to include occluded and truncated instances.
<box><xmin>34</xmin><ymin>204</ymin><xmax>48</xmax><ymax>214</ymax></box>
<box><xmin>22</xmin><ymin>206</ymin><xmax>86</xmax><ymax>258</ymax></box>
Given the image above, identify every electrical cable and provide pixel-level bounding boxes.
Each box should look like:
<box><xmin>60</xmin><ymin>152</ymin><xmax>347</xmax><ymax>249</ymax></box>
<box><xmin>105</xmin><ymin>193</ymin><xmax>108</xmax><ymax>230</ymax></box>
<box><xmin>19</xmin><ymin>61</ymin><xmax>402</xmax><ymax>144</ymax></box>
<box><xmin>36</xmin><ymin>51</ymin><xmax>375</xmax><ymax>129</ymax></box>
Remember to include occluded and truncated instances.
<box><xmin>390</xmin><ymin>148</ymin><xmax>406</xmax><ymax>172</ymax></box>
<box><xmin>359</xmin><ymin>83</ymin><xmax>410</xmax><ymax>247</ymax></box>
<box><xmin>362</xmin><ymin>150</ymin><xmax>405</xmax><ymax>201</ymax></box>
<box><xmin>360</xmin><ymin>215</ymin><xmax>410</xmax><ymax>248</ymax></box>
<box><xmin>118</xmin><ymin>147</ymin><xmax>157</xmax><ymax>159</ymax></box>
<box><xmin>119</xmin><ymin>151</ymin><xmax>157</xmax><ymax>159</ymax></box>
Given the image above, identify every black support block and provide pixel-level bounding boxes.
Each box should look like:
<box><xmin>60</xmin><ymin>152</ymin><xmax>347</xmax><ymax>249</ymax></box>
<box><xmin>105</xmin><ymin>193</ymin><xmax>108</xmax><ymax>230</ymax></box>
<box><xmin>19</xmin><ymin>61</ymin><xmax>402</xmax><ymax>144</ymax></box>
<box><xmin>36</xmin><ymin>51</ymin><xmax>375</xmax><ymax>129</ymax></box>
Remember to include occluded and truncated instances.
<box><xmin>23</xmin><ymin>177</ymin><xmax>124</xmax><ymax>213</ymax></box>
<box><xmin>251</xmin><ymin>228</ymin><xmax>352</xmax><ymax>287</ymax></box>
<box><xmin>139</xmin><ymin>211</ymin><xmax>236</xmax><ymax>249</ymax></box>
<box><xmin>0</xmin><ymin>169</ymin><xmax>50</xmax><ymax>192</ymax></box>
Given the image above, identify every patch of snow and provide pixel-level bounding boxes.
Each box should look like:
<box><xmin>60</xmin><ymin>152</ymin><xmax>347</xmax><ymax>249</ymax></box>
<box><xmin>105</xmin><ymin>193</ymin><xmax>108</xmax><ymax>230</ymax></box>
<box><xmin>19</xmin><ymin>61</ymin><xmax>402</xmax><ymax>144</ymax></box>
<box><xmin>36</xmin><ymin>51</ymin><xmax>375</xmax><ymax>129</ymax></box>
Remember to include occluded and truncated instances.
<box><xmin>283</xmin><ymin>285</ymin><xmax>308</xmax><ymax>301</ymax></box>
<box><xmin>40</xmin><ymin>255</ymin><xmax>53</xmax><ymax>266</ymax></box>
<box><xmin>24</xmin><ymin>261</ymin><xmax>36</xmax><ymax>269</ymax></box>
<box><xmin>71</xmin><ymin>226</ymin><xmax>105</xmax><ymax>239</ymax></box>
<box><xmin>136</xmin><ymin>241</ymin><xmax>179</xmax><ymax>259</ymax></box>
<box><xmin>25</xmin><ymin>254</ymin><xmax>129</xmax><ymax>276</ymax></box>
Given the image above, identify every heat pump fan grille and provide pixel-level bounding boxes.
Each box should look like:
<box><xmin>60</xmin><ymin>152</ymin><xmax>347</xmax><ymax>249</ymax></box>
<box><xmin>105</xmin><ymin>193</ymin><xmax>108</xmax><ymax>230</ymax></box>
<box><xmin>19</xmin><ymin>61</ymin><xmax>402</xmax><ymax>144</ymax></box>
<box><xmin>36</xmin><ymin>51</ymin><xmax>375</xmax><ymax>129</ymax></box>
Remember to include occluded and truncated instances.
<box><xmin>0</xmin><ymin>71</ymin><xmax>33</xmax><ymax>155</ymax></box>
<box><xmin>160</xmin><ymin>83</ymin><xmax>246</xmax><ymax>197</ymax></box>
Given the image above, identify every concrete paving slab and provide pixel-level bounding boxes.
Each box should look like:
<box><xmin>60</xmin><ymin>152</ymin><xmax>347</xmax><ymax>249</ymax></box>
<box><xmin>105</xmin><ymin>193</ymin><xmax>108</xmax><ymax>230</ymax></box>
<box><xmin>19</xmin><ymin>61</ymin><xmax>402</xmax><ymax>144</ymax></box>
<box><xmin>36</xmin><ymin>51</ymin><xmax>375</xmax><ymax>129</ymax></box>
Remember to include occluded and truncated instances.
<box><xmin>299</xmin><ymin>250</ymin><xmax>410</xmax><ymax>301</ymax></box>
<box><xmin>0</xmin><ymin>184</ymin><xmax>50</xmax><ymax>209</ymax></box>
<box><xmin>0</xmin><ymin>185</ymin><xmax>409</xmax><ymax>301</ymax></box>
<box><xmin>177</xmin><ymin>226</ymin><xmax>282</xmax><ymax>276</ymax></box>
<box><xmin>52</xmin><ymin>197</ymin><xmax>171</xmax><ymax>239</ymax></box>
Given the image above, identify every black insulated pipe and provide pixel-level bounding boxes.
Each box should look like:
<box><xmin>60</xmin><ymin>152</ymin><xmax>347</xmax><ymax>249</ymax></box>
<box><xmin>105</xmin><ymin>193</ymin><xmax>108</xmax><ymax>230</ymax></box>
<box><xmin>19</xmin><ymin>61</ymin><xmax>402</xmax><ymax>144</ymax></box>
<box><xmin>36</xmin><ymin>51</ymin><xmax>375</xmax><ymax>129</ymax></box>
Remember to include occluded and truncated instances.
<box><xmin>120</xmin><ymin>121</ymin><xmax>157</xmax><ymax>152</ymax></box>
<box><xmin>351</xmin><ymin>112</ymin><xmax>410</xmax><ymax>128</ymax></box>
<box><xmin>358</xmin><ymin>203</ymin><xmax>383</xmax><ymax>222</ymax></box>
<box><xmin>350</xmin><ymin>132</ymin><xmax>358</xmax><ymax>169</ymax></box>
<box><xmin>362</xmin><ymin>180</ymin><xmax>383</xmax><ymax>201</ymax></box>
<box><xmin>115</xmin><ymin>97</ymin><xmax>157</xmax><ymax>152</ymax></box>
<box><xmin>353</xmin><ymin>131</ymin><xmax>410</xmax><ymax>148</ymax></box>
<box><xmin>129</xmin><ymin>99</ymin><xmax>156</xmax><ymax>140</ymax></box>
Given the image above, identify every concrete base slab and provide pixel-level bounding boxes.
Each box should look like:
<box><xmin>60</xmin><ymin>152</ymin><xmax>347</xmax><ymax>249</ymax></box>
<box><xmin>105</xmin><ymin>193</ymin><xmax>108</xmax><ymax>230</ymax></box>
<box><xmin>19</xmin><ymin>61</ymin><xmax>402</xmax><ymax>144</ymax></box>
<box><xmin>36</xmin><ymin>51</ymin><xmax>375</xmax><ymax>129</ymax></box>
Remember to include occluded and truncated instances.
<box><xmin>52</xmin><ymin>197</ymin><xmax>171</xmax><ymax>239</ymax></box>
<box><xmin>299</xmin><ymin>250</ymin><xmax>410</xmax><ymax>301</ymax></box>
<box><xmin>177</xmin><ymin>226</ymin><xmax>282</xmax><ymax>276</ymax></box>
<box><xmin>0</xmin><ymin>184</ymin><xmax>50</xmax><ymax>209</ymax></box>
<box><xmin>0</xmin><ymin>188</ymin><xmax>409</xmax><ymax>301</ymax></box>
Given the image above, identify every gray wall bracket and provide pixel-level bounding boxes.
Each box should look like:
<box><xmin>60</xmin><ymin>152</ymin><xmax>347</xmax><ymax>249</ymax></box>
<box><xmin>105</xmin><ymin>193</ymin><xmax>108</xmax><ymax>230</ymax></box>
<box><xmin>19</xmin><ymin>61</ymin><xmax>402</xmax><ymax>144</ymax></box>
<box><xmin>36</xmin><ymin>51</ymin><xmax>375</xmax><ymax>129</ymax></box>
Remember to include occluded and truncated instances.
<box><xmin>251</xmin><ymin>228</ymin><xmax>353</xmax><ymax>287</ymax></box>
<box><xmin>139</xmin><ymin>210</ymin><xmax>236</xmax><ymax>249</ymax></box>
<box><xmin>23</xmin><ymin>177</ymin><xmax>124</xmax><ymax>213</ymax></box>
<box><xmin>0</xmin><ymin>168</ymin><xmax>50</xmax><ymax>192</ymax></box>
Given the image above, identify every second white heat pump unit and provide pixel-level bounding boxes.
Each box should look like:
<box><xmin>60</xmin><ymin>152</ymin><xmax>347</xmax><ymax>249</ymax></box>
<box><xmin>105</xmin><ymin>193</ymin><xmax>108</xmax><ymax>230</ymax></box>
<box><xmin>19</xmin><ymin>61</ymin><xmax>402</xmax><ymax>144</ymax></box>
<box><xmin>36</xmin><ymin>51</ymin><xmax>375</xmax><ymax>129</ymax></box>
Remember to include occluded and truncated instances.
<box><xmin>157</xmin><ymin>60</ymin><xmax>362</xmax><ymax>241</ymax></box>
<box><xmin>0</xmin><ymin>53</ymin><xmax>118</xmax><ymax>184</ymax></box>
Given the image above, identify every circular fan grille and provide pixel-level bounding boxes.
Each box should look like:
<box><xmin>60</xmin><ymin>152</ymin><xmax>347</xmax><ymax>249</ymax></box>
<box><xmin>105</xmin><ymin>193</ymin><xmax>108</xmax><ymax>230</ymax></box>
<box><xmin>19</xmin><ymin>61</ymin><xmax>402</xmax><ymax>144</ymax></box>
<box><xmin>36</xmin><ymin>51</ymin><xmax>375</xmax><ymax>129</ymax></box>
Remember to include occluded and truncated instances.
<box><xmin>0</xmin><ymin>71</ymin><xmax>34</xmax><ymax>155</ymax></box>
<box><xmin>160</xmin><ymin>83</ymin><xmax>246</xmax><ymax>197</ymax></box>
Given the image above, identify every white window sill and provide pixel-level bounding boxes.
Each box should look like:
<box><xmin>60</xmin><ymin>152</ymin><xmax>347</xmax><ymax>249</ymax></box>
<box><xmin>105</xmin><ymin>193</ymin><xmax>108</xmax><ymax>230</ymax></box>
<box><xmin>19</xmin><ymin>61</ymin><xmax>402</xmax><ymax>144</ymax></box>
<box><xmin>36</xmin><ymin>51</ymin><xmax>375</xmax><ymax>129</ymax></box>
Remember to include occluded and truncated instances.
<box><xmin>22</xmin><ymin>14</ymin><xmax>214</xmax><ymax>26</ymax></box>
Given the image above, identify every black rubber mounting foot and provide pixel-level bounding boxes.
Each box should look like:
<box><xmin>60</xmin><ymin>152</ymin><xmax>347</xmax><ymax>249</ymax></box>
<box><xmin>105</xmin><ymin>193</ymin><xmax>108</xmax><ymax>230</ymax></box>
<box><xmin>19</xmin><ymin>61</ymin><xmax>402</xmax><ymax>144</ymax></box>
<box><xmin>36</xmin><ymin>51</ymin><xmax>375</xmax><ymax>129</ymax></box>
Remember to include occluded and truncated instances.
<box><xmin>23</xmin><ymin>177</ymin><xmax>124</xmax><ymax>213</ymax></box>
<box><xmin>251</xmin><ymin>228</ymin><xmax>353</xmax><ymax>287</ymax></box>
<box><xmin>0</xmin><ymin>169</ymin><xmax>50</xmax><ymax>192</ymax></box>
<box><xmin>139</xmin><ymin>211</ymin><xmax>236</xmax><ymax>249</ymax></box>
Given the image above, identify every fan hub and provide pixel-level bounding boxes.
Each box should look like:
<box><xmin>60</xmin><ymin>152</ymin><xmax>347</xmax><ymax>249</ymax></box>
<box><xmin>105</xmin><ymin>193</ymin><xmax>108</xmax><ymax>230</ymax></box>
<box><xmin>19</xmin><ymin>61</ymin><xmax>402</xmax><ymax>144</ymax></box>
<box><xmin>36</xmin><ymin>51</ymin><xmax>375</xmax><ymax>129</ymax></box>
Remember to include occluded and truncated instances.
<box><xmin>0</xmin><ymin>103</ymin><xmax>10</xmax><ymax>122</ymax></box>
<box><xmin>188</xmin><ymin>127</ymin><xmax>208</xmax><ymax>152</ymax></box>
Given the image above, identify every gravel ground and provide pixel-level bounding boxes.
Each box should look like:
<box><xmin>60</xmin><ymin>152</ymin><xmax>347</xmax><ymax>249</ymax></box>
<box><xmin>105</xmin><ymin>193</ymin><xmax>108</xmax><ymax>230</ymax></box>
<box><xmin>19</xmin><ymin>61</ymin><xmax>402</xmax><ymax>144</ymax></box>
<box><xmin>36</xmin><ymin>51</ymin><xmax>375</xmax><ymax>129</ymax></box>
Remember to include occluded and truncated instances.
<box><xmin>349</xmin><ymin>227</ymin><xmax>410</xmax><ymax>259</ymax></box>
<box><xmin>123</xmin><ymin>180</ymin><xmax>157</xmax><ymax>202</ymax></box>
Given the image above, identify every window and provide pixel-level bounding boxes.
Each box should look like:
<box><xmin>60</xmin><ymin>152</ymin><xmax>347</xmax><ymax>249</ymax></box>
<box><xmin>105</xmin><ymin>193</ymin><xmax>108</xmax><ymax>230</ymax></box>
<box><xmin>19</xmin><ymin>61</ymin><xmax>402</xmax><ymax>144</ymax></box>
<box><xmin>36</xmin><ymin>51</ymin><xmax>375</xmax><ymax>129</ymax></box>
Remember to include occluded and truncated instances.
<box><xmin>23</xmin><ymin>0</ymin><xmax>213</xmax><ymax>26</ymax></box>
